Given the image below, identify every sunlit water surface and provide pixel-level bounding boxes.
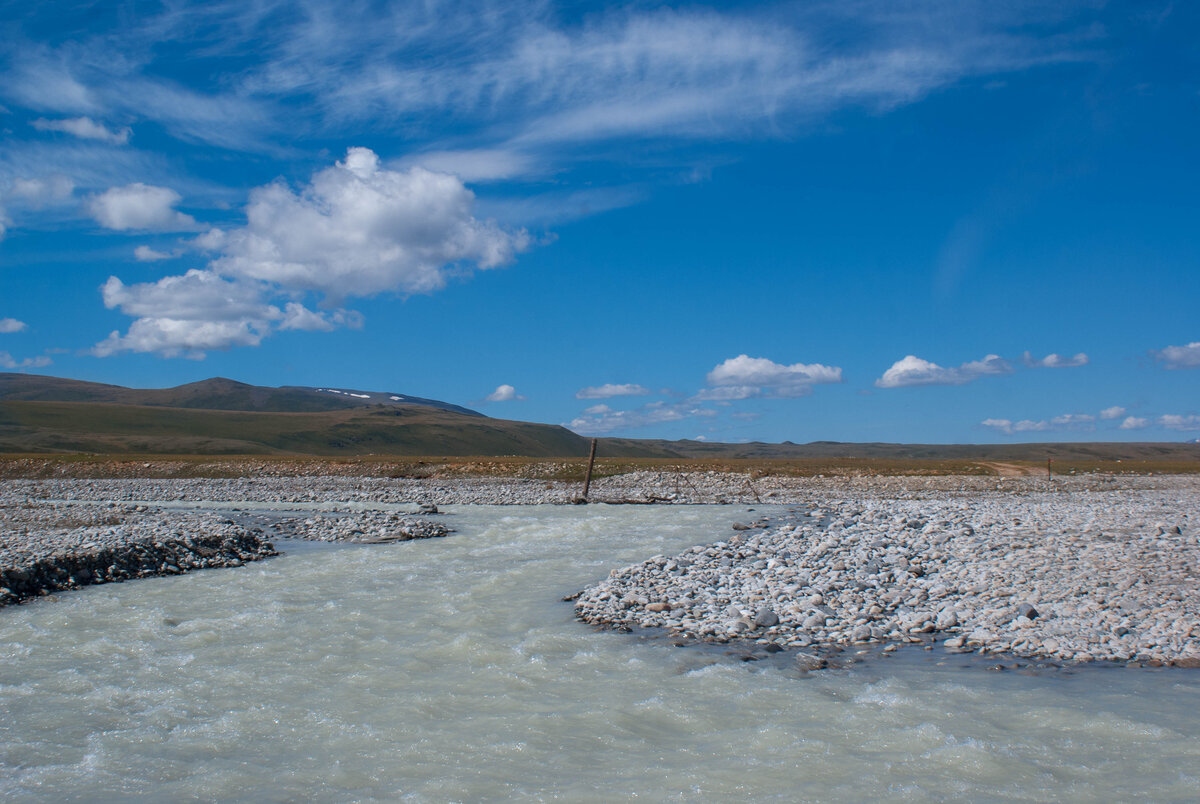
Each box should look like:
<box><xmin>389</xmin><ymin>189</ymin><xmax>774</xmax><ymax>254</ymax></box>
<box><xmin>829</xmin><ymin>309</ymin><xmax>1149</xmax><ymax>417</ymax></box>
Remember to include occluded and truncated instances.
<box><xmin>2</xmin><ymin>505</ymin><xmax>1198</xmax><ymax>801</ymax></box>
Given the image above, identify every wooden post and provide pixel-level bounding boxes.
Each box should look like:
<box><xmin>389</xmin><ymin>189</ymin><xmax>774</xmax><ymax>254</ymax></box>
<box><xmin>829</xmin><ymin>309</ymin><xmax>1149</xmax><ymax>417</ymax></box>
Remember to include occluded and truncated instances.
<box><xmin>581</xmin><ymin>438</ymin><xmax>598</xmax><ymax>502</ymax></box>
<box><xmin>1047</xmin><ymin>457</ymin><xmax>1052</xmax><ymax>480</ymax></box>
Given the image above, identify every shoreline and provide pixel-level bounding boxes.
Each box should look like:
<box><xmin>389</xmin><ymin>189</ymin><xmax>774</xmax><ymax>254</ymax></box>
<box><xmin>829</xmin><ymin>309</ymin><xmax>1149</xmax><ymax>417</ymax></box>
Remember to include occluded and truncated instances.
<box><xmin>0</xmin><ymin>512</ymin><xmax>278</xmax><ymax>608</ymax></box>
<box><xmin>573</xmin><ymin>476</ymin><xmax>1200</xmax><ymax>668</ymax></box>
<box><xmin>4</xmin><ymin>472</ymin><xmax>1198</xmax><ymax>671</ymax></box>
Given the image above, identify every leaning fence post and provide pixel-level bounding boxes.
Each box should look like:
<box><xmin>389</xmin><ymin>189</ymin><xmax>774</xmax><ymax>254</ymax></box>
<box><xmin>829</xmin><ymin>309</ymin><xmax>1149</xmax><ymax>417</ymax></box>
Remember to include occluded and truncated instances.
<box><xmin>581</xmin><ymin>438</ymin><xmax>598</xmax><ymax>502</ymax></box>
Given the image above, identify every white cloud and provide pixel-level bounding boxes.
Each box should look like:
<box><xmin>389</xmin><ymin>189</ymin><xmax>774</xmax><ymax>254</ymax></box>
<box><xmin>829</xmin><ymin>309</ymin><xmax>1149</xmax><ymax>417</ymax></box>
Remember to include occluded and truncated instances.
<box><xmin>575</xmin><ymin>383</ymin><xmax>652</xmax><ymax>399</ymax></box>
<box><xmin>704</xmin><ymin>354</ymin><xmax>842</xmax><ymax>399</ymax></box>
<box><xmin>134</xmin><ymin>245</ymin><xmax>173</xmax><ymax>262</ymax></box>
<box><xmin>206</xmin><ymin>148</ymin><xmax>528</xmax><ymax>300</ymax></box>
<box><xmin>0</xmin><ymin>318</ymin><xmax>27</xmax><ymax>333</ymax></box>
<box><xmin>31</xmin><ymin>116</ymin><xmax>131</xmax><ymax>145</ymax></box>
<box><xmin>1159</xmin><ymin>414</ymin><xmax>1200</xmax><ymax>432</ymax></box>
<box><xmin>981</xmin><ymin>418</ymin><xmax>1051</xmax><ymax>435</ymax></box>
<box><xmin>694</xmin><ymin>385</ymin><xmax>762</xmax><ymax>401</ymax></box>
<box><xmin>1050</xmin><ymin>414</ymin><xmax>1095</xmax><ymax>427</ymax></box>
<box><xmin>0</xmin><ymin>351</ymin><xmax>51</xmax><ymax>369</ymax></box>
<box><xmin>982</xmin><ymin>413</ymin><xmax>1096</xmax><ymax>434</ymax></box>
<box><xmin>567</xmin><ymin>400</ymin><xmax>716</xmax><ymax>435</ymax></box>
<box><xmin>10</xmin><ymin>175</ymin><xmax>75</xmax><ymax>206</ymax></box>
<box><xmin>1023</xmin><ymin>350</ymin><xmax>1088</xmax><ymax>368</ymax></box>
<box><xmin>278</xmin><ymin>303</ymin><xmax>363</xmax><ymax>333</ymax></box>
<box><xmin>1099</xmin><ymin>406</ymin><xmax>1126</xmax><ymax>420</ymax></box>
<box><xmin>92</xmin><ymin>270</ymin><xmax>283</xmax><ymax>358</ymax></box>
<box><xmin>95</xmin><ymin>149</ymin><xmax>527</xmax><ymax>358</ymax></box>
<box><xmin>1154</xmin><ymin>342</ymin><xmax>1200</xmax><ymax>369</ymax></box>
<box><xmin>876</xmin><ymin>354</ymin><xmax>1012</xmax><ymax>388</ymax></box>
<box><xmin>485</xmin><ymin>384</ymin><xmax>524</xmax><ymax>402</ymax></box>
<box><xmin>403</xmin><ymin>149</ymin><xmax>537</xmax><ymax>182</ymax></box>
<box><xmin>1120</xmin><ymin>416</ymin><xmax>1149</xmax><ymax>430</ymax></box>
<box><xmin>86</xmin><ymin>183</ymin><xmax>198</xmax><ymax>231</ymax></box>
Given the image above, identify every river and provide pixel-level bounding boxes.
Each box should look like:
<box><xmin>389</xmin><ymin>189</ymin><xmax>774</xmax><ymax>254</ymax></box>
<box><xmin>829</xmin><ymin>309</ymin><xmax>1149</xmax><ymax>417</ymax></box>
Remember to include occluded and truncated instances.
<box><xmin>2</xmin><ymin>505</ymin><xmax>1197</xmax><ymax>801</ymax></box>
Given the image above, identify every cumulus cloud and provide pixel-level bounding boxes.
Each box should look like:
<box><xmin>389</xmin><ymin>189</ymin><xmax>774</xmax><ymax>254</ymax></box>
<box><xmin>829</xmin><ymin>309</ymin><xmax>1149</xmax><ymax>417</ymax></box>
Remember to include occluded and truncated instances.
<box><xmin>485</xmin><ymin>384</ymin><xmax>524</xmax><ymax>402</ymax></box>
<box><xmin>1153</xmin><ymin>342</ymin><xmax>1200</xmax><ymax>369</ymax></box>
<box><xmin>31</xmin><ymin>116</ymin><xmax>131</xmax><ymax>145</ymax></box>
<box><xmin>575</xmin><ymin>383</ymin><xmax>651</xmax><ymax>399</ymax></box>
<box><xmin>567</xmin><ymin>400</ymin><xmax>716</xmax><ymax>435</ymax></box>
<box><xmin>89</xmin><ymin>270</ymin><xmax>344</xmax><ymax>358</ymax></box>
<box><xmin>0</xmin><ymin>318</ymin><xmax>27</xmax><ymax>333</ymax></box>
<box><xmin>1159</xmin><ymin>414</ymin><xmax>1200</xmax><ymax>431</ymax></box>
<box><xmin>1099</xmin><ymin>406</ymin><xmax>1126</xmax><ymax>420</ymax></box>
<box><xmin>95</xmin><ymin>148</ymin><xmax>532</xmax><ymax>358</ymax></box>
<box><xmin>877</xmin><ymin>354</ymin><xmax>1013</xmax><ymax>388</ymax></box>
<box><xmin>1120</xmin><ymin>416</ymin><xmax>1149</xmax><ymax>430</ymax></box>
<box><xmin>703</xmin><ymin>354</ymin><xmax>841</xmax><ymax>399</ymax></box>
<box><xmin>1023</xmin><ymin>350</ymin><xmax>1088</xmax><ymax>368</ymax></box>
<box><xmin>207</xmin><ymin>148</ymin><xmax>528</xmax><ymax>300</ymax></box>
<box><xmin>0</xmin><ymin>351</ymin><xmax>51</xmax><ymax>369</ymax></box>
<box><xmin>86</xmin><ymin>183</ymin><xmax>197</xmax><ymax>231</ymax></box>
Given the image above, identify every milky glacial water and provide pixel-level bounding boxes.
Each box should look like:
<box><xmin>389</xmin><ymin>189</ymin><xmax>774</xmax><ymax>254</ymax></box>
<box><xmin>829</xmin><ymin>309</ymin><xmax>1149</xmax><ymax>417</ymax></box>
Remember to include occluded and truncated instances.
<box><xmin>2</xmin><ymin>505</ymin><xmax>1198</xmax><ymax>802</ymax></box>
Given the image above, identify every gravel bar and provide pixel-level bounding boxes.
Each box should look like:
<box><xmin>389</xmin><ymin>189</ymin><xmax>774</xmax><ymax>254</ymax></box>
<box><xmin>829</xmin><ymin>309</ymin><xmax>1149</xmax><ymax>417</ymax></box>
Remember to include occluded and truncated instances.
<box><xmin>575</xmin><ymin>476</ymin><xmax>1200</xmax><ymax>667</ymax></box>
<box><xmin>0</xmin><ymin>511</ymin><xmax>277</xmax><ymax>608</ymax></box>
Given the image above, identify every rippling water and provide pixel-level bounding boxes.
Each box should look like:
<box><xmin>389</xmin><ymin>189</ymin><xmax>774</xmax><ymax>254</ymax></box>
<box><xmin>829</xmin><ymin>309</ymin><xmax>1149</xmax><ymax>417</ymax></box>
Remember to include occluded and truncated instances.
<box><xmin>2</xmin><ymin>505</ymin><xmax>1198</xmax><ymax>801</ymax></box>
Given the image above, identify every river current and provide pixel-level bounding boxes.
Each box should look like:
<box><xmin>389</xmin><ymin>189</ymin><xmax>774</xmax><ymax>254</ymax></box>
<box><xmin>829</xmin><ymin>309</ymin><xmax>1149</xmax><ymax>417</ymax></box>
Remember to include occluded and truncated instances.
<box><xmin>2</xmin><ymin>505</ymin><xmax>1198</xmax><ymax>801</ymax></box>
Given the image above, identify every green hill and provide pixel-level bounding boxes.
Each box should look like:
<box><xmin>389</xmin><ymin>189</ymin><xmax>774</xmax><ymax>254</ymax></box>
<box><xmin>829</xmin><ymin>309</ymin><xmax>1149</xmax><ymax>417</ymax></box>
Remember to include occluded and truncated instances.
<box><xmin>1</xmin><ymin>373</ymin><xmax>1198</xmax><ymax>464</ymax></box>
<box><xmin>0</xmin><ymin>400</ymin><xmax>586</xmax><ymax>456</ymax></box>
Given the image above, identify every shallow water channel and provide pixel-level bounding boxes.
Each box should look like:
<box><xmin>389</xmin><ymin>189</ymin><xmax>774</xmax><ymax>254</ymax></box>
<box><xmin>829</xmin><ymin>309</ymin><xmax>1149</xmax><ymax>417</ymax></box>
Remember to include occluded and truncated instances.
<box><xmin>2</xmin><ymin>504</ymin><xmax>1199</xmax><ymax>801</ymax></box>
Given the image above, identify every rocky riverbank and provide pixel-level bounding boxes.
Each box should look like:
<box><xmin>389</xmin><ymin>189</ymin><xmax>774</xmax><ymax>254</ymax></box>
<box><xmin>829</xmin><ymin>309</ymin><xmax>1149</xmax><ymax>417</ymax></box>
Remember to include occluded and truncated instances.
<box><xmin>0</xmin><ymin>468</ymin><xmax>1180</xmax><ymax>509</ymax></box>
<box><xmin>575</xmin><ymin>479</ymin><xmax>1200</xmax><ymax>667</ymax></box>
<box><xmin>0</xmin><ymin>512</ymin><xmax>277</xmax><ymax>607</ymax></box>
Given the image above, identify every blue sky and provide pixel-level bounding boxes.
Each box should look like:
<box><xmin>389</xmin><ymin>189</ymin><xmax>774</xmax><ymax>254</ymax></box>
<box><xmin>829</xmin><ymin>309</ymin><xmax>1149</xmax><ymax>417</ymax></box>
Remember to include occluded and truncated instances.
<box><xmin>0</xmin><ymin>0</ymin><xmax>1197</xmax><ymax>444</ymax></box>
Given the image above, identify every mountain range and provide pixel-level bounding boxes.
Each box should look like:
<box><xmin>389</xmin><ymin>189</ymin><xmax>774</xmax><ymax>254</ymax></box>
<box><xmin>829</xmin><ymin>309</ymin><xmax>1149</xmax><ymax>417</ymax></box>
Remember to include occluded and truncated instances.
<box><xmin>2</xmin><ymin>373</ymin><xmax>1198</xmax><ymax>465</ymax></box>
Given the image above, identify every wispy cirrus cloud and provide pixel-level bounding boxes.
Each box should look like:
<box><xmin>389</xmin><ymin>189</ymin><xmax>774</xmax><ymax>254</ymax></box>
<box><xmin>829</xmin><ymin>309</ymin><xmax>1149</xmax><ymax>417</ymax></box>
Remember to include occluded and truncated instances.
<box><xmin>32</xmin><ymin>116</ymin><xmax>130</xmax><ymax>145</ymax></box>
<box><xmin>1</xmin><ymin>1</ymin><xmax>1101</xmax><ymax>174</ymax></box>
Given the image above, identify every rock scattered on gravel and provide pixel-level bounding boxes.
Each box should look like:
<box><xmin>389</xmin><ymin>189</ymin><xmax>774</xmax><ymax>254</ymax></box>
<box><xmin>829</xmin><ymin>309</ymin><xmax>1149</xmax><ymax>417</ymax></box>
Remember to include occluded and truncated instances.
<box><xmin>575</xmin><ymin>478</ymin><xmax>1200</xmax><ymax>667</ymax></box>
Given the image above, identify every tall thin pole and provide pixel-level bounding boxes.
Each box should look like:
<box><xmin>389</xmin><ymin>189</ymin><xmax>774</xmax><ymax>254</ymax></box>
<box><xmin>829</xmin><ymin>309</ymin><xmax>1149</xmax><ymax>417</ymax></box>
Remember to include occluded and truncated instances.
<box><xmin>582</xmin><ymin>438</ymin><xmax>598</xmax><ymax>501</ymax></box>
<box><xmin>1047</xmin><ymin>457</ymin><xmax>1052</xmax><ymax>480</ymax></box>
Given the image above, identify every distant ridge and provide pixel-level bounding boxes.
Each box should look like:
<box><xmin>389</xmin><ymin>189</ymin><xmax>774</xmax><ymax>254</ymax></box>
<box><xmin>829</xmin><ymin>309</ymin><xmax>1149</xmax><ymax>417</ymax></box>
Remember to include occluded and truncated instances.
<box><xmin>0</xmin><ymin>374</ymin><xmax>481</xmax><ymax>416</ymax></box>
<box><xmin>1</xmin><ymin>373</ymin><xmax>1198</xmax><ymax>463</ymax></box>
